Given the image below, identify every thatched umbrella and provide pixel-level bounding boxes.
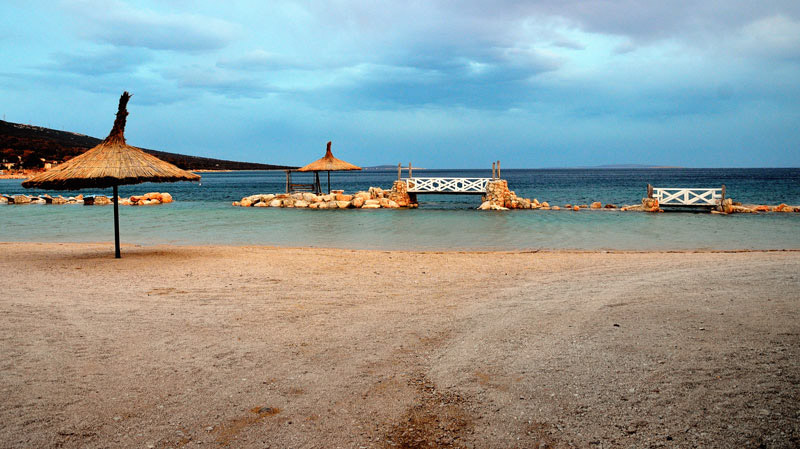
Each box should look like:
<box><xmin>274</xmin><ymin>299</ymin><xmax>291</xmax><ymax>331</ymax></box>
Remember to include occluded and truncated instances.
<box><xmin>298</xmin><ymin>141</ymin><xmax>361</xmax><ymax>193</ymax></box>
<box><xmin>22</xmin><ymin>92</ymin><xmax>200</xmax><ymax>258</ymax></box>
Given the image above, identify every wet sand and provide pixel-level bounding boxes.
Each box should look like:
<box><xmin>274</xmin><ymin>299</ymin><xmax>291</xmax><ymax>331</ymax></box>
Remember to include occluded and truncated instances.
<box><xmin>0</xmin><ymin>242</ymin><xmax>798</xmax><ymax>448</ymax></box>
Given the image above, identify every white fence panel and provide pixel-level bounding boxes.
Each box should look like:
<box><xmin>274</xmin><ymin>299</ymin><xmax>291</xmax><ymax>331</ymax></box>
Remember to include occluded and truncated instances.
<box><xmin>653</xmin><ymin>188</ymin><xmax>722</xmax><ymax>206</ymax></box>
<box><xmin>405</xmin><ymin>177</ymin><xmax>491</xmax><ymax>193</ymax></box>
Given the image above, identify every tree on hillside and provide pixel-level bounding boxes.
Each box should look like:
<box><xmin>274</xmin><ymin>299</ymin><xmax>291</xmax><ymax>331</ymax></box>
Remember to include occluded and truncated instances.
<box><xmin>21</xmin><ymin>152</ymin><xmax>44</xmax><ymax>169</ymax></box>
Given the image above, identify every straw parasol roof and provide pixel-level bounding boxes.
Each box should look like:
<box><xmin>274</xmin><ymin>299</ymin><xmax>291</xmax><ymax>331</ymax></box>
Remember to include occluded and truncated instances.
<box><xmin>298</xmin><ymin>142</ymin><xmax>361</xmax><ymax>172</ymax></box>
<box><xmin>22</xmin><ymin>92</ymin><xmax>200</xmax><ymax>190</ymax></box>
<box><xmin>22</xmin><ymin>91</ymin><xmax>200</xmax><ymax>258</ymax></box>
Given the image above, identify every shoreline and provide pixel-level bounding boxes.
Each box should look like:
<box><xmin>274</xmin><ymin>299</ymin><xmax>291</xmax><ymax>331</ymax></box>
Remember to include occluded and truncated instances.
<box><xmin>3</xmin><ymin>241</ymin><xmax>800</xmax><ymax>254</ymax></box>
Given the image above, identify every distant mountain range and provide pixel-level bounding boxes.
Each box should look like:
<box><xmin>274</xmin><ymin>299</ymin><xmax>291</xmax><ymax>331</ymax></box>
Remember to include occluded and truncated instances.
<box><xmin>0</xmin><ymin>120</ymin><xmax>295</xmax><ymax>171</ymax></box>
<box><xmin>579</xmin><ymin>164</ymin><xmax>683</xmax><ymax>169</ymax></box>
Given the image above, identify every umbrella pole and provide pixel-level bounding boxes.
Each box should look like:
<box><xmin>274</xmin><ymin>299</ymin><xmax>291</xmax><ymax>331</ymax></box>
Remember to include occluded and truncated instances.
<box><xmin>327</xmin><ymin>171</ymin><xmax>331</xmax><ymax>194</ymax></box>
<box><xmin>113</xmin><ymin>185</ymin><xmax>120</xmax><ymax>258</ymax></box>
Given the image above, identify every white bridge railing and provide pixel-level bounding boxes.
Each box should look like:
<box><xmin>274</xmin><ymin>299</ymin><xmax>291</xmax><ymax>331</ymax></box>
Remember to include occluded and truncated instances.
<box><xmin>652</xmin><ymin>187</ymin><xmax>723</xmax><ymax>206</ymax></box>
<box><xmin>404</xmin><ymin>177</ymin><xmax>491</xmax><ymax>194</ymax></box>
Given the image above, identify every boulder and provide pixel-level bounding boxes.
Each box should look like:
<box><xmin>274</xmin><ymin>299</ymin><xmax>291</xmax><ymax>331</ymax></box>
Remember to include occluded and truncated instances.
<box><xmin>721</xmin><ymin>198</ymin><xmax>734</xmax><ymax>214</ymax></box>
<box><xmin>0</xmin><ymin>196</ymin><xmax>8</xmax><ymax>205</ymax></box>
<box><xmin>731</xmin><ymin>205</ymin><xmax>755</xmax><ymax>213</ymax></box>
<box><xmin>318</xmin><ymin>202</ymin><xmax>329</xmax><ymax>209</ymax></box>
<box><xmin>774</xmin><ymin>203</ymin><xmax>791</xmax><ymax>212</ymax></box>
<box><xmin>309</xmin><ymin>202</ymin><xmax>319</xmax><ymax>209</ymax></box>
<box><xmin>352</xmin><ymin>197</ymin><xmax>365</xmax><ymax>208</ymax></box>
<box><xmin>641</xmin><ymin>198</ymin><xmax>661</xmax><ymax>212</ymax></box>
<box><xmin>291</xmin><ymin>193</ymin><xmax>304</xmax><ymax>200</ymax></box>
<box><xmin>368</xmin><ymin>187</ymin><xmax>384</xmax><ymax>199</ymax></box>
<box><xmin>326</xmin><ymin>201</ymin><xmax>338</xmax><ymax>209</ymax></box>
<box><xmin>254</xmin><ymin>202</ymin><xmax>267</xmax><ymax>207</ymax></box>
<box><xmin>331</xmin><ymin>189</ymin><xmax>344</xmax><ymax>195</ymax></box>
<box><xmin>578</xmin><ymin>204</ymin><xmax>589</xmax><ymax>209</ymax></box>
<box><xmin>12</xmin><ymin>195</ymin><xmax>31</xmax><ymax>204</ymax></box>
<box><xmin>564</xmin><ymin>204</ymin><xmax>572</xmax><ymax>208</ymax></box>
<box><xmin>144</xmin><ymin>192</ymin><xmax>162</xmax><ymax>201</ymax></box>
<box><xmin>161</xmin><ymin>192</ymin><xmax>173</xmax><ymax>203</ymax></box>
<box><xmin>605</xmin><ymin>204</ymin><xmax>617</xmax><ymax>209</ymax></box>
<box><xmin>119</xmin><ymin>199</ymin><xmax>132</xmax><ymax>206</ymax></box>
<box><xmin>335</xmin><ymin>194</ymin><xmax>353</xmax><ymax>202</ymax></box>
<box><xmin>386</xmin><ymin>200</ymin><xmax>400</xmax><ymax>208</ymax></box>
<box><xmin>379</xmin><ymin>198</ymin><xmax>390</xmax><ymax>207</ymax></box>
<box><xmin>552</xmin><ymin>206</ymin><xmax>560</xmax><ymax>210</ymax></box>
<box><xmin>754</xmin><ymin>205</ymin><xmax>770</xmax><ymax>212</ymax></box>
<box><xmin>232</xmin><ymin>201</ymin><xmax>241</xmax><ymax>206</ymax></box>
<box><xmin>335</xmin><ymin>201</ymin><xmax>351</xmax><ymax>209</ymax></box>
<box><xmin>294</xmin><ymin>200</ymin><xmax>309</xmax><ymax>208</ymax></box>
<box><xmin>32</xmin><ymin>198</ymin><xmax>46</xmax><ymax>204</ymax></box>
<box><xmin>478</xmin><ymin>201</ymin><xmax>492</xmax><ymax>210</ymax></box>
<box><xmin>364</xmin><ymin>199</ymin><xmax>380</xmax><ymax>207</ymax></box>
<box><xmin>302</xmin><ymin>193</ymin><xmax>316</xmax><ymax>202</ymax></box>
<box><xmin>269</xmin><ymin>199</ymin><xmax>282</xmax><ymax>207</ymax></box>
<box><xmin>591</xmin><ymin>201</ymin><xmax>602</xmax><ymax>209</ymax></box>
<box><xmin>355</xmin><ymin>191</ymin><xmax>371</xmax><ymax>200</ymax></box>
<box><xmin>51</xmin><ymin>196</ymin><xmax>67</xmax><ymax>205</ymax></box>
<box><xmin>94</xmin><ymin>196</ymin><xmax>112</xmax><ymax>206</ymax></box>
<box><xmin>362</xmin><ymin>203</ymin><xmax>381</xmax><ymax>209</ymax></box>
<box><xmin>572</xmin><ymin>205</ymin><xmax>580</xmax><ymax>211</ymax></box>
<box><xmin>240</xmin><ymin>198</ymin><xmax>253</xmax><ymax>207</ymax></box>
<box><xmin>283</xmin><ymin>199</ymin><xmax>295</xmax><ymax>207</ymax></box>
<box><xmin>541</xmin><ymin>202</ymin><xmax>549</xmax><ymax>208</ymax></box>
<box><xmin>490</xmin><ymin>204</ymin><xmax>509</xmax><ymax>211</ymax></box>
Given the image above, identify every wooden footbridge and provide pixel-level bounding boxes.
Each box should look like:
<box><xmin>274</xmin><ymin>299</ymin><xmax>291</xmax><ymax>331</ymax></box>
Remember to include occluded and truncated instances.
<box><xmin>398</xmin><ymin>161</ymin><xmax>501</xmax><ymax>195</ymax></box>
<box><xmin>648</xmin><ymin>184</ymin><xmax>726</xmax><ymax>208</ymax></box>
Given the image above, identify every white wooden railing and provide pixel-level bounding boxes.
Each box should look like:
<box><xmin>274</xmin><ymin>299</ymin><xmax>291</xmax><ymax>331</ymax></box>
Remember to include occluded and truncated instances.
<box><xmin>404</xmin><ymin>177</ymin><xmax>491</xmax><ymax>194</ymax></box>
<box><xmin>652</xmin><ymin>187</ymin><xmax>723</xmax><ymax>206</ymax></box>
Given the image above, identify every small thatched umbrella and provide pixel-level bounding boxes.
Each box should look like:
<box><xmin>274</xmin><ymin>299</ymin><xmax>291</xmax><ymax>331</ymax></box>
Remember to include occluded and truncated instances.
<box><xmin>298</xmin><ymin>141</ymin><xmax>361</xmax><ymax>193</ymax></box>
<box><xmin>22</xmin><ymin>92</ymin><xmax>200</xmax><ymax>258</ymax></box>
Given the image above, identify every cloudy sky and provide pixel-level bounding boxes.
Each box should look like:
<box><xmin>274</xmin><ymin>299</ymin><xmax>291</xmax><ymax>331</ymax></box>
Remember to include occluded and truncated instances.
<box><xmin>1</xmin><ymin>1</ymin><xmax>799</xmax><ymax>167</ymax></box>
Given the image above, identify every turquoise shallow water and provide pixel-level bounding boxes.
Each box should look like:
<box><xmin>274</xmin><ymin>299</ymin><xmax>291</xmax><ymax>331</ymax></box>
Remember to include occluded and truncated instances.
<box><xmin>2</xmin><ymin>169</ymin><xmax>799</xmax><ymax>250</ymax></box>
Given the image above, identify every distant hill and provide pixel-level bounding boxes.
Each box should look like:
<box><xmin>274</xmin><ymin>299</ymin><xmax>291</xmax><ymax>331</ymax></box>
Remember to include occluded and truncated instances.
<box><xmin>0</xmin><ymin>120</ymin><xmax>296</xmax><ymax>171</ymax></box>
<box><xmin>581</xmin><ymin>164</ymin><xmax>683</xmax><ymax>169</ymax></box>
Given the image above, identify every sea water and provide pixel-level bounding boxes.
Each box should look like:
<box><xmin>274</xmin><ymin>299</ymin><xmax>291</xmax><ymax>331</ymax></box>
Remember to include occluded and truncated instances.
<box><xmin>2</xmin><ymin>168</ymin><xmax>799</xmax><ymax>250</ymax></box>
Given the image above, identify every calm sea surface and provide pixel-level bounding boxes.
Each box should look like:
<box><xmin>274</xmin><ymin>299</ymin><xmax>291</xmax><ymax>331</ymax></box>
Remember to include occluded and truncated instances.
<box><xmin>2</xmin><ymin>168</ymin><xmax>799</xmax><ymax>250</ymax></box>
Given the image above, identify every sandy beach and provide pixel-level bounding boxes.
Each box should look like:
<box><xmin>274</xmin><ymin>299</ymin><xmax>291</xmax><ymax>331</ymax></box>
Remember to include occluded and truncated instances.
<box><xmin>0</xmin><ymin>243</ymin><xmax>798</xmax><ymax>448</ymax></box>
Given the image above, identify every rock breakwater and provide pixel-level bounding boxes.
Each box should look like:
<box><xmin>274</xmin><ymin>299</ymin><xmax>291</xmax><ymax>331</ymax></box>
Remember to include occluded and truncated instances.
<box><xmin>1</xmin><ymin>192</ymin><xmax>174</xmax><ymax>206</ymax></box>
<box><xmin>233</xmin><ymin>181</ymin><xmax>417</xmax><ymax>209</ymax></box>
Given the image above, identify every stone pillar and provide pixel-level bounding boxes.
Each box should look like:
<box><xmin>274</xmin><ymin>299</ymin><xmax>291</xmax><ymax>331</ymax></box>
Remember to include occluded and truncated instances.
<box><xmin>388</xmin><ymin>180</ymin><xmax>415</xmax><ymax>207</ymax></box>
<box><xmin>483</xmin><ymin>180</ymin><xmax>509</xmax><ymax>207</ymax></box>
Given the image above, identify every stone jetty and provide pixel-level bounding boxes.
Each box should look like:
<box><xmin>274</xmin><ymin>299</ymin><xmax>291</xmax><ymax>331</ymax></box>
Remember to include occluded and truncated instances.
<box><xmin>1</xmin><ymin>192</ymin><xmax>173</xmax><ymax>206</ymax></box>
<box><xmin>233</xmin><ymin>181</ymin><xmax>417</xmax><ymax>209</ymax></box>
